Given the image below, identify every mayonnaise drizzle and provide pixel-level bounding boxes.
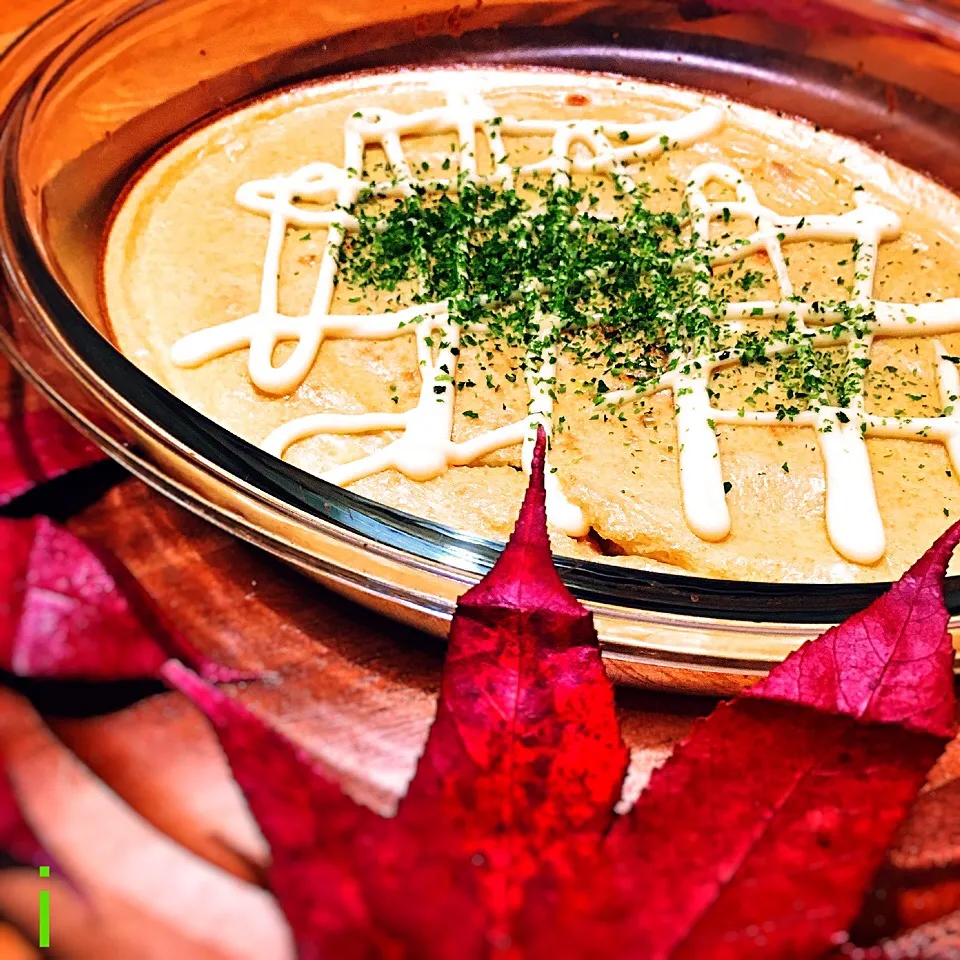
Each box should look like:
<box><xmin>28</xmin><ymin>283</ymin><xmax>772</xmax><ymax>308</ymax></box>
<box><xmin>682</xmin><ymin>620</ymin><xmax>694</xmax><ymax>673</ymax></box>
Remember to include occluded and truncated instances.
<box><xmin>170</xmin><ymin>81</ymin><xmax>722</xmax><ymax>538</ymax></box>
<box><xmin>603</xmin><ymin>162</ymin><xmax>960</xmax><ymax>564</ymax></box>
<box><xmin>169</xmin><ymin>77</ymin><xmax>960</xmax><ymax>563</ymax></box>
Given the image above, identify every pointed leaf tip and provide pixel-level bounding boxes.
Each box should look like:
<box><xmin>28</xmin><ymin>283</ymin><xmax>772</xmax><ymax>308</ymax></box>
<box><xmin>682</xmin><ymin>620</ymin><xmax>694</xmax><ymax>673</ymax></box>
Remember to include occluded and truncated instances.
<box><xmin>530</xmin><ymin>423</ymin><xmax>547</xmax><ymax>490</ymax></box>
<box><xmin>509</xmin><ymin>423</ymin><xmax>549</xmax><ymax>550</ymax></box>
<box><xmin>461</xmin><ymin>424</ymin><xmax>578</xmax><ymax>614</ymax></box>
<box><xmin>748</xmin><ymin>521</ymin><xmax>960</xmax><ymax>737</ymax></box>
<box><xmin>916</xmin><ymin>517</ymin><xmax>960</xmax><ymax>581</ymax></box>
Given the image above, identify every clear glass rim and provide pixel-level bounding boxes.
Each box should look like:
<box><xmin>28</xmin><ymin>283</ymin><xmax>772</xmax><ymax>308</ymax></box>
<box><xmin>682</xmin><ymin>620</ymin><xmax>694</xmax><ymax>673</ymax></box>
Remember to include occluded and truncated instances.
<box><xmin>4</xmin><ymin>0</ymin><xmax>960</xmax><ymax>630</ymax></box>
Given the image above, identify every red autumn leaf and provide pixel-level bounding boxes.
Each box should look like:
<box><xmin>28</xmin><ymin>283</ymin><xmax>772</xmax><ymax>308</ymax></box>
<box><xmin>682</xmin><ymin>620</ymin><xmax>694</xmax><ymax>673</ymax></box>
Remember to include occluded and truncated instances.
<box><xmin>528</xmin><ymin>526</ymin><xmax>960</xmax><ymax>959</ymax></box>
<box><xmin>0</xmin><ymin>408</ymin><xmax>106</xmax><ymax>507</ymax></box>
<box><xmin>553</xmin><ymin>706</ymin><xmax>947</xmax><ymax>959</ymax></box>
<box><xmin>161</xmin><ymin>661</ymin><xmax>391</xmax><ymax>957</ymax></box>
<box><xmin>167</xmin><ymin>429</ymin><xmax>959</xmax><ymax>959</ymax></box>
<box><xmin>165</xmin><ymin>428</ymin><xmax>629</xmax><ymax>958</ymax></box>
<box><xmin>0</xmin><ymin>765</ymin><xmax>51</xmax><ymax>872</ymax></box>
<box><xmin>744</xmin><ymin>531</ymin><xmax>958</xmax><ymax>736</ymax></box>
<box><xmin>0</xmin><ymin>515</ymin><xmax>246</xmax><ymax>682</ymax></box>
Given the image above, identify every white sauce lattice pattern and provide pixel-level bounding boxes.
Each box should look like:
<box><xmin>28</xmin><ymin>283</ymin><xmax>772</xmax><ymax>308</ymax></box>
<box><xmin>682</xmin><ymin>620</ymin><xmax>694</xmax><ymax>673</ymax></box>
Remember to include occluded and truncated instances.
<box><xmin>170</xmin><ymin>82</ymin><xmax>960</xmax><ymax>564</ymax></box>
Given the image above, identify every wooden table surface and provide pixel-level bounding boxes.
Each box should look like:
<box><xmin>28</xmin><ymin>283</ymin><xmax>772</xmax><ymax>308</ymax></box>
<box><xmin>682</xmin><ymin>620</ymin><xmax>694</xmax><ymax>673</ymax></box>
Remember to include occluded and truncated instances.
<box><xmin>3</xmin><ymin>4</ymin><xmax>960</xmax><ymax>958</ymax></box>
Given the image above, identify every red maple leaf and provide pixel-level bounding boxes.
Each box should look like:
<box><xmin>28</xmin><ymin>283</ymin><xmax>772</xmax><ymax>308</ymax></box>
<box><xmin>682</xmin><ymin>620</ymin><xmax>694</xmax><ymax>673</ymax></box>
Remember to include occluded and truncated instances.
<box><xmin>163</xmin><ymin>430</ymin><xmax>960</xmax><ymax>959</ymax></box>
<box><xmin>0</xmin><ymin>515</ymin><xmax>247</xmax><ymax>682</ymax></box>
<box><xmin>0</xmin><ymin>408</ymin><xmax>106</xmax><ymax>506</ymax></box>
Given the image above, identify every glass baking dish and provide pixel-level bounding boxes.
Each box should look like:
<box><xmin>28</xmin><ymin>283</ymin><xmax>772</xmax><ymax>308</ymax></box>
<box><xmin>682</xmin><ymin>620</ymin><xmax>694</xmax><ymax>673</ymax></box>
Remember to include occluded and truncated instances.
<box><xmin>3</xmin><ymin>0</ymin><xmax>960</xmax><ymax>693</ymax></box>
